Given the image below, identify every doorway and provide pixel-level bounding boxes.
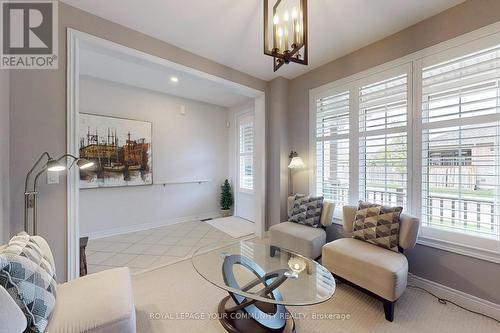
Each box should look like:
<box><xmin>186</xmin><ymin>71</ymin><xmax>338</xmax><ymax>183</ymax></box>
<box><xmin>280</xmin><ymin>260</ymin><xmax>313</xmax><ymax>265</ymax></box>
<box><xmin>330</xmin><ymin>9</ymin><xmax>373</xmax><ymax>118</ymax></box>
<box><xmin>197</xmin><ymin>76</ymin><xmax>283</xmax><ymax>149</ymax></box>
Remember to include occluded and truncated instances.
<box><xmin>66</xmin><ymin>29</ymin><xmax>266</xmax><ymax>280</ymax></box>
<box><xmin>235</xmin><ymin>110</ymin><xmax>255</xmax><ymax>222</ymax></box>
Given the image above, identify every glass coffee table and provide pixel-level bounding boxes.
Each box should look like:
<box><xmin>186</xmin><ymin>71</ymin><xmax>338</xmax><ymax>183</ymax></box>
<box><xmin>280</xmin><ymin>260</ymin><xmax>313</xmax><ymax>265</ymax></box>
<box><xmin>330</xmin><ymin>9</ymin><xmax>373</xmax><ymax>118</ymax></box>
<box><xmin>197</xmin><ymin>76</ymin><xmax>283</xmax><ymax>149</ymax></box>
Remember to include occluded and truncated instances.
<box><xmin>192</xmin><ymin>240</ymin><xmax>336</xmax><ymax>333</ymax></box>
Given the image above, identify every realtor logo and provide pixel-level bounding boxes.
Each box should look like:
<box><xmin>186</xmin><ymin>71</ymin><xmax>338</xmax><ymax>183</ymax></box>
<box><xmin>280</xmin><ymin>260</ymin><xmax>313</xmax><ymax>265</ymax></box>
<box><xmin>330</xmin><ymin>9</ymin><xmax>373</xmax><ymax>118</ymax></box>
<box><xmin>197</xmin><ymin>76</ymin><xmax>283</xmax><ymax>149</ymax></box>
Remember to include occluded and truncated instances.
<box><xmin>1</xmin><ymin>0</ymin><xmax>58</xmax><ymax>69</ymax></box>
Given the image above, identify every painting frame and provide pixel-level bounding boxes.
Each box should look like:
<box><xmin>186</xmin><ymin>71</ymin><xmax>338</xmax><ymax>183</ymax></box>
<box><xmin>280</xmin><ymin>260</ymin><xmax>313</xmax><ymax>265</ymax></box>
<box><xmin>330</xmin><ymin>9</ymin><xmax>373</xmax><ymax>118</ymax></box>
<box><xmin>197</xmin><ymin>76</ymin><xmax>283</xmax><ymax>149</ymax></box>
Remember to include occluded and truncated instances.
<box><xmin>78</xmin><ymin>113</ymin><xmax>153</xmax><ymax>189</ymax></box>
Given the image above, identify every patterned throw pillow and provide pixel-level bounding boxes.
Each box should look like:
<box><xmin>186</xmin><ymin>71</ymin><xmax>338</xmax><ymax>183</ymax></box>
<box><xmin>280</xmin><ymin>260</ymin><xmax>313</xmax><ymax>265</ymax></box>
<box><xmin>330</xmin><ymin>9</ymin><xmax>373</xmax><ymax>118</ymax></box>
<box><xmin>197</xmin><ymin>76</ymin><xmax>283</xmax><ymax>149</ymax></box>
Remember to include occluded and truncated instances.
<box><xmin>289</xmin><ymin>196</ymin><xmax>324</xmax><ymax>228</ymax></box>
<box><xmin>0</xmin><ymin>232</ymin><xmax>57</xmax><ymax>333</ymax></box>
<box><xmin>352</xmin><ymin>202</ymin><xmax>403</xmax><ymax>252</ymax></box>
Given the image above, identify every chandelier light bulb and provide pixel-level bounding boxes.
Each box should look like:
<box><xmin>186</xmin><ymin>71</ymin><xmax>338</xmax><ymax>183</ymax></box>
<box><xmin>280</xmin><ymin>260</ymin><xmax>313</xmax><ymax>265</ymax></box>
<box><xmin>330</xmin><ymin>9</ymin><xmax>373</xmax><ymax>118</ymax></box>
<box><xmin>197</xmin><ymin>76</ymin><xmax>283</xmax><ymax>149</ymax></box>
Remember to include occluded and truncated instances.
<box><xmin>273</xmin><ymin>14</ymin><xmax>279</xmax><ymax>25</ymax></box>
<box><xmin>283</xmin><ymin>10</ymin><xmax>289</xmax><ymax>22</ymax></box>
<box><xmin>278</xmin><ymin>27</ymin><xmax>283</xmax><ymax>37</ymax></box>
<box><xmin>291</xmin><ymin>7</ymin><xmax>298</xmax><ymax>19</ymax></box>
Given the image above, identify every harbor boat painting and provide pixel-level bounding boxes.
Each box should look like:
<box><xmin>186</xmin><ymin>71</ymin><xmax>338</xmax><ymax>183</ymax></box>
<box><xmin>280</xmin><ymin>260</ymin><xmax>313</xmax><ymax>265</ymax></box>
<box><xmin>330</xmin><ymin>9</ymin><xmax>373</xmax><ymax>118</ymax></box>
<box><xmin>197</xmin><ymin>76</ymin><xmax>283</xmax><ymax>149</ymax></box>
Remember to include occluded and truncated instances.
<box><xmin>79</xmin><ymin>114</ymin><xmax>152</xmax><ymax>188</ymax></box>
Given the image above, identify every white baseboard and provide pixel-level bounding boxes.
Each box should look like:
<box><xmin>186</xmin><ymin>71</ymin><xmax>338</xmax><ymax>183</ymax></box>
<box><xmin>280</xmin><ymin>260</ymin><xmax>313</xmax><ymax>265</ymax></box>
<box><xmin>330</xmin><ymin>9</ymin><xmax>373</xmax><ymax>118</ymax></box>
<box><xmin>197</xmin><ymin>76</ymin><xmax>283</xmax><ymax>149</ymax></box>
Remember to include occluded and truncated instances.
<box><xmin>408</xmin><ymin>273</ymin><xmax>500</xmax><ymax>321</ymax></box>
<box><xmin>86</xmin><ymin>211</ymin><xmax>221</xmax><ymax>240</ymax></box>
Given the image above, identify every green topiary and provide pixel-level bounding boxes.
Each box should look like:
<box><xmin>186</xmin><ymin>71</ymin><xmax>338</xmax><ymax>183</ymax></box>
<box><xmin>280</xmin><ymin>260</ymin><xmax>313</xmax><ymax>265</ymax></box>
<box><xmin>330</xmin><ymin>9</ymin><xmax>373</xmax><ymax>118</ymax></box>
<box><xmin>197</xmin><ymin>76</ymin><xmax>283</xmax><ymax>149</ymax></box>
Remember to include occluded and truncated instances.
<box><xmin>220</xmin><ymin>179</ymin><xmax>233</xmax><ymax>210</ymax></box>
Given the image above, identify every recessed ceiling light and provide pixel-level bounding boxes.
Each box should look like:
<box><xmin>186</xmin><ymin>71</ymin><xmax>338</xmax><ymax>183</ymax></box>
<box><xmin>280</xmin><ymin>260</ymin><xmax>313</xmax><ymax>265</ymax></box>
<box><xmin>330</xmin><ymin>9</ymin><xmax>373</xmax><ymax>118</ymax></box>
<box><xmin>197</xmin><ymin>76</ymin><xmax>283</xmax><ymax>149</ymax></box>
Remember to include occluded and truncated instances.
<box><xmin>170</xmin><ymin>76</ymin><xmax>179</xmax><ymax>83</ymax></box>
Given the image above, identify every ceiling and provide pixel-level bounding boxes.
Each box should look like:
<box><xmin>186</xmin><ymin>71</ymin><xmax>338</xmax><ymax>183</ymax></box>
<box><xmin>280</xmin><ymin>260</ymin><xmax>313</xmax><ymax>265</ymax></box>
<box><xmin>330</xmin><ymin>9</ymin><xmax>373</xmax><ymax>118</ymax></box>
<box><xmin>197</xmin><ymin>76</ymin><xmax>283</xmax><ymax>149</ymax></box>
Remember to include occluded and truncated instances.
<box><xmin>79</xmin><ymin>43</ymin><xmax>253</xmax><ymax>108</ymax></box>
<box><xmin>62</xmin><ymin>0</ymin><xmax>465</xmax><ymax>81</ymax></box>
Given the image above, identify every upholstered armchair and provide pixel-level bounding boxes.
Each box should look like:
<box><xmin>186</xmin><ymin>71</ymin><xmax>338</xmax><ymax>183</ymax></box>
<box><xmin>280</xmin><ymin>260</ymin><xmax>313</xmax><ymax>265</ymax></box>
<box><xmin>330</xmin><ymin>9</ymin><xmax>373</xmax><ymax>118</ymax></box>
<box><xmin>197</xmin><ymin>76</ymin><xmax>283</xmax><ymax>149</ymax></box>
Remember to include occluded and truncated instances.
<box><xmin>269</xmin><ymin>196</ymin><xmax>335</xmax><ymax>259</ymax></box>
<box><xmin>322</xmin><ymin>205</ymin><xmax>420</xmax><ymax>322</ymax></box>
<box><xmin>0</xmin><ymin>236</ymin><xmax>136</xmax><ymax>333</ymax></box>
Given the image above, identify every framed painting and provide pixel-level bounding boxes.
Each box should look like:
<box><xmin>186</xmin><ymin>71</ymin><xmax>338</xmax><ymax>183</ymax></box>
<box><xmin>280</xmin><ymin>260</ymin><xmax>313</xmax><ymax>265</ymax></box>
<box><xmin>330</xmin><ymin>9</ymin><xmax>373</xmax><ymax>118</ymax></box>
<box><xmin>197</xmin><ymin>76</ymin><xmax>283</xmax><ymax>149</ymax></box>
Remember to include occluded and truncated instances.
<box><xmin>79</xmin><ymin>113</ymin><xmax>153</xmax><ymax>188</ymax></box>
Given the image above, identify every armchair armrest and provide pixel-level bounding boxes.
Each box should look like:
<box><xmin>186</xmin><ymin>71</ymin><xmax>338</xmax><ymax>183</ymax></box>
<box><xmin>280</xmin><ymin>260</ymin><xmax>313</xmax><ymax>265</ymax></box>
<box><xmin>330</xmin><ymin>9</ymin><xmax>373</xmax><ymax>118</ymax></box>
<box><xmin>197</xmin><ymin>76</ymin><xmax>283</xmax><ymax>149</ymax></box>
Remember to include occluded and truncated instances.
<box><xmin>342</xmin><ymin>205</ymin><xmax>357</xmax><ymax>233</ymax></box>
<box><xmin>399</xmin><ymin>213</ymin><xmax>420</xmax><ymax>249</ymax></box>
<box><xmin>320</xmin><ymin>201</ymin><xmax>336</xmax><ymax>227</ymax></box>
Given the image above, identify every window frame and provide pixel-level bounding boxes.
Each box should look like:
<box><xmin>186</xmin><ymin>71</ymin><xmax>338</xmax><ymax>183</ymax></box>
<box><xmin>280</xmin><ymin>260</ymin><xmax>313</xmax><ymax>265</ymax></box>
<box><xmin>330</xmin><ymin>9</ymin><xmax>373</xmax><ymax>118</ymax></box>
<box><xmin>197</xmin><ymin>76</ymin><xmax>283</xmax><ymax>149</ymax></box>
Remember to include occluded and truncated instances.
<box><xmin>237</xmin><ymin>112</ymin><xmax>254</xmax><ymax>193</ymax></box>
<box><xmin>309</xmin><ymin>22</ymin><xmax>500</xmax><ymax>263</ymax></box>
<box><xmin>311</xmin><ymin>85</ymin><xmax>353</xmax><ymax>217</ymax></box>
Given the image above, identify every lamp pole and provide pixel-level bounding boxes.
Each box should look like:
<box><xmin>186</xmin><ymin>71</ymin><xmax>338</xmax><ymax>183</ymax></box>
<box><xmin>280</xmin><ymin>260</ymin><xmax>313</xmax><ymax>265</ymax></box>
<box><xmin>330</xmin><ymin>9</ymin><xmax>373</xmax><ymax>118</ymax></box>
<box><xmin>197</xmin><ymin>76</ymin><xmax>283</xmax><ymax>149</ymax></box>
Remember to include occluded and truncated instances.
<box><xmin>24</xmin><ymin>153</ymin><xmax>93</xmax><ymax>235</ymax></box>
<box><xmin>24</xmin><ymin>152</ymin><xmax>51</xmax><ymax>233</ymax></box>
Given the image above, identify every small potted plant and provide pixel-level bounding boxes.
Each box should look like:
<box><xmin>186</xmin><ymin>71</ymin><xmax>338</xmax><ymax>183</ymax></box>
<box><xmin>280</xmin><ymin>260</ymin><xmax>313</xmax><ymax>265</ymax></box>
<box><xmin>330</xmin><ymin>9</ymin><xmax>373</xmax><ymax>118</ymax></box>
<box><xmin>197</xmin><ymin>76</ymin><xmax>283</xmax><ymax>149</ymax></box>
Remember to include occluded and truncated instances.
<box><xmin>220</xmin><ymin>179</ymin><xmax>233</xmax><ymax>217</ymax></box>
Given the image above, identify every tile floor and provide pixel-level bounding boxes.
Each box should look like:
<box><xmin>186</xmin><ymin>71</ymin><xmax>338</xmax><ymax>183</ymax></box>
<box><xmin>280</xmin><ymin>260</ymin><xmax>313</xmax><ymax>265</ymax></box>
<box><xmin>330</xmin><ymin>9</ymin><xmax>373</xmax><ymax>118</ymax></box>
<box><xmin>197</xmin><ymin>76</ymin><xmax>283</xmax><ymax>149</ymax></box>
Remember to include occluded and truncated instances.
<box><xmin>86</xmin><ymin>220</ymin><xmax>243</xmax><ymax>274</ymax></box>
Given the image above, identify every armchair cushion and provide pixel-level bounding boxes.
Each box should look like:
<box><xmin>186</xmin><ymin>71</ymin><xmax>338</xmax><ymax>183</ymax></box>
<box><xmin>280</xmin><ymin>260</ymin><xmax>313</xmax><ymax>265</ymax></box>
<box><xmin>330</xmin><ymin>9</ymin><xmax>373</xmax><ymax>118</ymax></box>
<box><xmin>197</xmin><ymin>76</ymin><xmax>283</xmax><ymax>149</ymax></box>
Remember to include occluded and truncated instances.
<box><xmin>287</xmin><ymin>195</ymin><xmax>335</xmax><ymax>227</ymax></box>
<box><xmin>322</xmin><ymin>238</ymin><xmax>408</xmax><ymax>301</ymax></box>
<box><xmin>270</xmin><ymin>222</ymin><xmax>326</xmax><ymax>259</ymax></box>
<box><xmin>0</xmin><ymin>284</ymin><xmax>27</xmax><ymax>333</ymax></box>
<box><xmin>0</xmin><ymin>232</ymin><xmax>57</xmax><ymax>333</ymax></box>
<box><xmin>45</xmin><ymin>267</ymin><xmax>136</xmax><ymax>333</ymax></box>
<box><xmin>353</xmin><ymin>203</ymin><xmax>402</xmax><ymax>252</ymax></box>
<box><xmin>289</xmin><ymin>196</ymin><xmax>324</xmax><ymax>228</ymax></box>
<box><xmin>343</xmin><ymin>205</ymin><xmax>420</xmax><ymax>249</ymax></box>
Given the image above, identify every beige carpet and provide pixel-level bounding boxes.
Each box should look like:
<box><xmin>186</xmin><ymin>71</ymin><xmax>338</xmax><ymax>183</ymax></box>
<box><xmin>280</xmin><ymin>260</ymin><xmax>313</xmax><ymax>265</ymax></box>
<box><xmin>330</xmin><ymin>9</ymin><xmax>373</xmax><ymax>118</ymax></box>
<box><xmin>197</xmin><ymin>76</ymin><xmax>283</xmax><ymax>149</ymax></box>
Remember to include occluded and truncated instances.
<box><xmin>132</xmin><ymin>258</ymin><xmax>499</xmax><ymax>333</ymax></box>
<box><xmin>206</xmin><ymin>216</ymin><xmax>255</xmax><ymax>238</ymax></box>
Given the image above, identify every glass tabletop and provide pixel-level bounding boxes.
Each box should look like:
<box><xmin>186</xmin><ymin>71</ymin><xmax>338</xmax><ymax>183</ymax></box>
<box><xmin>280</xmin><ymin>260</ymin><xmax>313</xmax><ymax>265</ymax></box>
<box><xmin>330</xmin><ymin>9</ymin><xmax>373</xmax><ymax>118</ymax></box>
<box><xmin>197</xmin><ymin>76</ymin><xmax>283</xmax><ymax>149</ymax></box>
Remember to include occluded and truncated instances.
<box><xmin>191</xmin><ymin>240</ymin><xmax>335</xmax><ymax>306</ymax></box>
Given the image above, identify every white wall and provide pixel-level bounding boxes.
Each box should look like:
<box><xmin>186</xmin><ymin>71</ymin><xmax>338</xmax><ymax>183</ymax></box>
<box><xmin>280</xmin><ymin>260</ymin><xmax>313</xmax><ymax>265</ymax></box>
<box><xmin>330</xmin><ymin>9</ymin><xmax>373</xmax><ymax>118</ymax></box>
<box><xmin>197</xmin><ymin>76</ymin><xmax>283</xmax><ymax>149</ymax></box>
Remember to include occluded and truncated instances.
<box><xmin>228</xmin><ymin>101</ymin><xmax>255</xmax><ymax>222</ymax></box>
<box><xmin>0</xmin><ymin>69</ymin><xmax>9</xmax><ymax>243</ymax></box>
<box><xmin>79</xmin><ymin>77</ymin><xmax>230</xmax><ymax>238</ymax></box>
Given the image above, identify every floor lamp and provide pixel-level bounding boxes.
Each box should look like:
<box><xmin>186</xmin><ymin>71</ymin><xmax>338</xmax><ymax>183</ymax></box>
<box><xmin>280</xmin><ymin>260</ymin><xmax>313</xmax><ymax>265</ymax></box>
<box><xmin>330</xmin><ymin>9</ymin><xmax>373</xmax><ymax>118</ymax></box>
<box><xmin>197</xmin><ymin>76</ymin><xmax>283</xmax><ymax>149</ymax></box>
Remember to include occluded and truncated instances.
<box><xmin>288</xmin><ymin>151</ymin><xmax>305</xmax><ymax>195</ymax></box>
<box><xmin>24</xmin><ymin>152</ymin><xmax>94</xmax><ymax>235</ymax></box>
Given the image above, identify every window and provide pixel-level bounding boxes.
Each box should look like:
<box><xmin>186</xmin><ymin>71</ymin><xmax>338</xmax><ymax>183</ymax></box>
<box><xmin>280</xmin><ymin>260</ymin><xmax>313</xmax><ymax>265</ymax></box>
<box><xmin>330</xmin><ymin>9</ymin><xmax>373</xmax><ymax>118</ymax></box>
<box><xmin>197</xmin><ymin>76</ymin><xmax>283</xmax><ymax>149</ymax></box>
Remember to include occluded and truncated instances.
<box><xmin>311</xmin><ymin>28</ymin><xmax>500</xmax><ymax>261</ymax></box>
<box><xmin>359</xmin><ymin>74</ymin><xmax>408</xmax><ymax>208</ymax></box>
<box><xmin>239</xmin><ymin>116</ymin><xmax>254</xmax><ymax>191</ymax></box>
<box><xmin>312</xmin><ymin>67</ymin><xmax>410</xmax><ymax>210</ymax></box>
<box><xmin>421</xmin><ymin>44</ymin><xmax>500</xmax><ymax>244</ymax></box>
<box><xmin>314</xmin><ymin>90</ymin><xmax>350</xmax><ymax>207</ymax></box>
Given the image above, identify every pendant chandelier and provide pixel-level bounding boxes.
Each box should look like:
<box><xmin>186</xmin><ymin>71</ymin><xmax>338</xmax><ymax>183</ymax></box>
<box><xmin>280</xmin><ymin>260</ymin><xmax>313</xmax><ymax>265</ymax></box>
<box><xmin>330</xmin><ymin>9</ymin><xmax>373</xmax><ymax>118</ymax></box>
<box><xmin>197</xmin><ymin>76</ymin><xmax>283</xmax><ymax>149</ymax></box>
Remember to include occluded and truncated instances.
<box><xmin>264</xmin><ymin>0</ymin><xmax>308</xmax><ymax>72</ymax></box>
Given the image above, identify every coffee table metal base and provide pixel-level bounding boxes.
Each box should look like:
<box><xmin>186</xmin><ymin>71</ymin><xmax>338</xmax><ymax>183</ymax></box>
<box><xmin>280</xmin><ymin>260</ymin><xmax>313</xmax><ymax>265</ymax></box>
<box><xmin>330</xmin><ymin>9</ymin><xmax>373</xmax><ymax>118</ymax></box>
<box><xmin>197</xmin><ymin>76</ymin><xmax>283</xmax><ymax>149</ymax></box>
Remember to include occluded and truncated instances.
<box><xmin>218</xmin><ymin>295</ymin><xmax>296</xmax><ymax>333</ymax></box>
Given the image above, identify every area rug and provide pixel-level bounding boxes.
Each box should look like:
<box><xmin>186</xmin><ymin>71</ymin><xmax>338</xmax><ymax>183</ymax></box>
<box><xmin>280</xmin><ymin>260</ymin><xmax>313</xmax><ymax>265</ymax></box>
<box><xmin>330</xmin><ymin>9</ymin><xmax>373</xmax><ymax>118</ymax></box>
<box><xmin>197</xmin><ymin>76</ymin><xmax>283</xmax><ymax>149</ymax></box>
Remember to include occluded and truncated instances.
<box><xmin>132</xmin><ymin>257</ymin><xmax>500</xmax><ymax>333</ymax></box>
<box><xmin>206</xmin><ymin>216</ymin><xmax>254</xmax><ymax>238</ymax></box>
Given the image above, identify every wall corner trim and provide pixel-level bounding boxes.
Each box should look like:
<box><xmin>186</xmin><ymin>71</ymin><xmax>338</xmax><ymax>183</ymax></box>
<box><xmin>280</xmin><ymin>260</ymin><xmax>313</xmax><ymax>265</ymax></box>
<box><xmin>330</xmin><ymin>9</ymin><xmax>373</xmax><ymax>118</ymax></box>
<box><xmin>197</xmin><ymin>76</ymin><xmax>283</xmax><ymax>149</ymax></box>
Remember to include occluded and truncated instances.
<box><xmin>408</xmin><ymin>273</ymin><xmax>500</xmax><ymax>321</ymax></box>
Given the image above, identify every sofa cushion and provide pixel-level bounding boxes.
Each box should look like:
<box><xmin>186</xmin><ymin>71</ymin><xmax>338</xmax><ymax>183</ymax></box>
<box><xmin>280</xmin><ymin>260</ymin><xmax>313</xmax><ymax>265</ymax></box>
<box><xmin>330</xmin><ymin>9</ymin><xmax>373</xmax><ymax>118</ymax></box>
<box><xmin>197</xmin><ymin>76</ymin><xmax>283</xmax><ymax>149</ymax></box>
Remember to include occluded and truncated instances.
<box><xmin>45</xmin><ymin>267</ymin><xmax>136</xmax><ymax>333</ymax></box>
<box><xmin>289</xmin><ymin>196</ymin><xmax>324</xmax><ymax>228</ymax></box>
<box><xmin>322</xmin><ymin>238</ymin><xmax>408</xmax><ymax>301</ymax></box>
<box><xmin>270</xmin><ymin>222</ymin><xmax>326</xmax><ymax>258</ymax></box>
<box><xmin>0</xmin><ymin>232</ymin><xmax>57</xmax><ymax>333</ymax></box>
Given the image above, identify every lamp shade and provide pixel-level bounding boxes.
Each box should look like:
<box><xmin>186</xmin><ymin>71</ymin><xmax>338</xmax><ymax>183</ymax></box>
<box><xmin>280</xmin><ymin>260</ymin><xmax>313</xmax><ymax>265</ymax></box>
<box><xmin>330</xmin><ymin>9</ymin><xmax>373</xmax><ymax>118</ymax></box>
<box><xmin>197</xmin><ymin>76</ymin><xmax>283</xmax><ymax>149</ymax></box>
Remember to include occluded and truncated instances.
<box><xmin>288</xmin><ymin>156</ymin><xmax>305</xmax><ymax>169</ymax></box>
<box><xmin>76</xmin><ymin>159</ymin><xmax>94</xmax><ymax>170</ymax></box>
<box><xmin>46</xmin><ymin>159</ymin><xmax>66</xmax><ymax>172</ymax></box>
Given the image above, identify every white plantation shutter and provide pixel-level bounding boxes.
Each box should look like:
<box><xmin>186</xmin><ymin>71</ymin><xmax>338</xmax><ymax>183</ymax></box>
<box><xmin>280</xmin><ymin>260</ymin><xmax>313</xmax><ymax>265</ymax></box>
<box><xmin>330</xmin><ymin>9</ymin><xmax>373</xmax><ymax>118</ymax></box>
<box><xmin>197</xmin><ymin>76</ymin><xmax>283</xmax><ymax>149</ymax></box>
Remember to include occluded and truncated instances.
<box><xmin>239</xmin><ymin>118</ymin><xmax>254</xmax><ymax>191</ymax></box>
<box><xmin>310</xmin><ymin>31</ymin><xmax>500</xmax><ymax>259</ymax></box>
<box><xmin>421</xmin><ymin>44</ymin><xmax>500</xmax><ymax>243</ymax></box>
<box><xmin>315</xmin><ymin>90</ymin><xmax>350</xmax><ymax>207</ymax></box>
<box><xmin>359</xmin><ymin>72</ymin><xmax>409</xmax><ymax>208</ymax></box>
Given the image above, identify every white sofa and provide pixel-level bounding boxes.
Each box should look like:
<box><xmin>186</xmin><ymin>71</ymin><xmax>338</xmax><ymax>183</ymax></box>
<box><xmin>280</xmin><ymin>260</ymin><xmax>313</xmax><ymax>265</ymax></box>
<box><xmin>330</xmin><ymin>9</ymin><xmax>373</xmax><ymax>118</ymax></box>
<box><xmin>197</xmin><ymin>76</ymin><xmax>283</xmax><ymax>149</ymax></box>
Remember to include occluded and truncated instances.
<box><xmin>0</xmin><ymin>237</ymin><xmax>136</xmax><ymax>333</ymax></box>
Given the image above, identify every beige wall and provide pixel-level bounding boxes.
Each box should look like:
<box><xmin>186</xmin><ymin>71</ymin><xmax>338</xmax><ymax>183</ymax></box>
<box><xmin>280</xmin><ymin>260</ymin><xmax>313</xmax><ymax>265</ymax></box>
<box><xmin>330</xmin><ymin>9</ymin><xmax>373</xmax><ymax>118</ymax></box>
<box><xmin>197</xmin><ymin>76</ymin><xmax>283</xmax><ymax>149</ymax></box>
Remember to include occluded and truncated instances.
<box><xmin>79</xmin><ymin>77</ymin><xmax>230</xmax><ymax>237</ymax></box>
<box><xmin>0</xmin><ymin>69</ymin><xmax>9</xmax><ymax>244</ymax></box>
<box><xmin>267</xmin><ymin>77</ymin><xmax>290</xmax><ymax>227</ymax></box>
<box><xmin>287</xmin><ymin>0</ymin><xmax>500</xmax><ymax>303</ymax></box>
<box><xmin>9</xmin><ymin>2</ymin><xmax>267</xmax><ymax>281</ymax></box>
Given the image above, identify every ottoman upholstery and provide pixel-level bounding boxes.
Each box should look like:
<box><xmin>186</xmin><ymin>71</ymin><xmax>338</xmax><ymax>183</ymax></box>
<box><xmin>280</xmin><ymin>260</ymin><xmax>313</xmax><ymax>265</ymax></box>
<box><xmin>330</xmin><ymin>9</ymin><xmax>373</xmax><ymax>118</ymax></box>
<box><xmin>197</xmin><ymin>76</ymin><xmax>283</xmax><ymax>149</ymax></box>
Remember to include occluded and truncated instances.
<box><xmin>270</xmin><ymin>222</ymin><xmax>326</xmax><ymax>259</ymax></box>
<box><xmin>322</xmin><ymin>238</ymin><xmax>408</xmax><ymax>301</ymax></box>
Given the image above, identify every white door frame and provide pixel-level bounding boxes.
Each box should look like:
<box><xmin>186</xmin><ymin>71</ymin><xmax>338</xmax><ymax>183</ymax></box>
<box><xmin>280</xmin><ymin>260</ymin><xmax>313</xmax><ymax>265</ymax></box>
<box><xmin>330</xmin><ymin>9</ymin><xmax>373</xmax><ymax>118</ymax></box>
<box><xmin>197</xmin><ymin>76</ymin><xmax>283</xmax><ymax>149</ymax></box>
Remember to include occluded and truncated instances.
<box><xmin>66</xmin><ymin>29</ymin><xmax>266</xmax><ymax>280</ymax></box>
<box><xmin>234</xmin><ymin>109</ymin><xmax>255</xmax><ymax>220</ymax></box>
